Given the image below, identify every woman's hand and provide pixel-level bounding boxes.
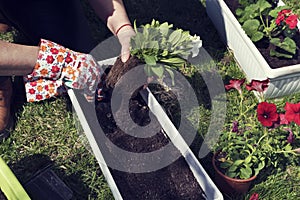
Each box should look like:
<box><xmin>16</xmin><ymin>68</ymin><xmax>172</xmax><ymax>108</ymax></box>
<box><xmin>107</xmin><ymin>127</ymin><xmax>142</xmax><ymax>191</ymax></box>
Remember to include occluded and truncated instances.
<box><xmin>116</xmin><ymin>24</ymin><xmax>136</xmax><ymax>62</ymax></box>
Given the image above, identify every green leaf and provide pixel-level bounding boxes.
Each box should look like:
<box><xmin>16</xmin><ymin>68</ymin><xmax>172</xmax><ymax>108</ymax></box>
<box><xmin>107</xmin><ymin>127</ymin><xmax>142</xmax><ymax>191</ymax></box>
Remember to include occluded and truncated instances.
<box><xmin>285</xmin><ymin>144</ymin><xmax>293</xmax><ymax>151</ymax></box>
<box><xmin>220</xmin><ymin>161</ymin><xmax>232</xmax><ymax>169</ymax></box>
<box><xmin>144</xmin><ymin>65</ymin><xmax>152</xmax><ymax>76</ymax></box>
<box><xmin>165</xmin><ymin>67</ymin><xmax>175</xmax><ymax>85</ymax></box>
<box><xmin>257</xmin><ymin>0</ymin><xmax>272</xmax><ymax>13</ymax></box>
<box><xmin>254</xmin><ymin>161</ymin><xmax>265</xmax><ymax>176</ymax></box>
<box><xmin>242</xmin><ymin>19</ymin><xmax>262</xmax><ymax>42</ymax></box>
<box><xmin>162</xmin><ymin>49</ymin><xmax>169</xmax><ymax>57</ymax></box>
<box><xmin>168</xmin><ymin>29</ymin><xmax>182</xmax><ymax>45</ymax></box>
<box><xmin>235</xmin><ymin>8</ymin><xmax>243</xmax><ymax>17</ymax></box>
<box><xmin>160</xmin><ymin>57</ymin><xmax>186</xmax><ymax>65</ymax></box>
<box><xmin>228</xmin><ymin>164</ymin><xmax>238</xmax><ymax>172</ymax></box>
<box><xmin>233</xmin><ymin>159</ymin><xmax>244</xmax><ymax>166</ymax></box>
<box><xmin>270</xmin><ymin>49</ymin><xmax>293</xmax><ymax>59</ymax></box>
<box><xmin>226</xmin><ymin>171</ymin><xmax>237</xmax><ymax>178</ymax></box>
<box><xmin>270</xmin><ymin>37</ymin><xmax>296</xmax><ymax>54</ymax></box>
<box><xmin>151</xmin><ymin>65</ymin><xmax>164</xmax><ymax>78</ymax></box>
<box><xmin>240</xmin><ymin>165</ymin><xmax>252</xmax><ymax>179</ymax></box>
<box><xmin>0</xmin><ymin>157</ymin><xmax>31</xmax><ymax>200</ymax></box>
<box><xmin>244</xmin><ymin>155</ymin><xmax>252</xmax><ymax>164</ymax></box>
<box><xmin>159</xmin><ymin>22</ymin><xmax>171</xmax><ymax>36</ymax></box>
<box><xmin>251</xmin><ymin>31</ymin><xmax>264</xmax><ymax>42</ymax></box>
<box><xmin>147</xmin><ymin>41</ymin><xmax>159</xmax><ymax>49</ymax></box>
<box><xmin>144</xmin><ymin>55</ymin><xmax>157</xmax><ymax>66</ymax></box>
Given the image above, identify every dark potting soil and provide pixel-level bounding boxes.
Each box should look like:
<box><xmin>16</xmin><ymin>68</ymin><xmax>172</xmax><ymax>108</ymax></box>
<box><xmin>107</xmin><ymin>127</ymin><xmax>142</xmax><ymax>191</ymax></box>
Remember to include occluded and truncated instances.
<box><xmin>95</xmin><ymin>56</ymin><xmax>206</xmax><ymax>200</ymax></box>
<box><xmin>0</xmin><ymin>189</ymin><xmax>7</xmax><ymax>200</ymax></box>
<box><xmin>224</xmin><ymin>0</ymin><xmax>300</xmax><ymax>69</ymax></box>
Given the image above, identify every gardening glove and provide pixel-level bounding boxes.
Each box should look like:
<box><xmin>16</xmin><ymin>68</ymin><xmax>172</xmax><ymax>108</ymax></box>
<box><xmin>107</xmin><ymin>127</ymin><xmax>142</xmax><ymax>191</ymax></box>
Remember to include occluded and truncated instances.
<box><xmin>115</xmin><ymin>24</ymin><xmax>136</xmax><ymax>62</ymax></box>
<box><xmin>24</xmin><ymin>39</ymin><xmax>103</xmax><ymax>102</ymax></box>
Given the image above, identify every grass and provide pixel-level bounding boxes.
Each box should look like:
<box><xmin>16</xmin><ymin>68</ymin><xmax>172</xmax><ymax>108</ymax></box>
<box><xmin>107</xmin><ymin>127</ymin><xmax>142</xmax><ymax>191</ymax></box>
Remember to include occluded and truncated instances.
<box><xmin>246</xmin><ymin>166</ymin><xmax>300</xmax><ymax>199</ymax></box>
<box><xmin>1</xmin><ymin>0</ymin><xmax>300</xmax><ymax>199</ymax></box>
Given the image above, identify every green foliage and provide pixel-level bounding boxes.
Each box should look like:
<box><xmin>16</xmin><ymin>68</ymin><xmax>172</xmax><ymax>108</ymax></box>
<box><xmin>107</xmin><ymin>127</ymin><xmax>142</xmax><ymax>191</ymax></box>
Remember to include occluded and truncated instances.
<box><xmin>236</xmin><ymin>0</ymin><xmax>298</xmax><ymax>58</ymax></box>
<box><xmin>130</xmin><ymin>19</ymin><xmax>202</xmax><ymax>84</ymax></box>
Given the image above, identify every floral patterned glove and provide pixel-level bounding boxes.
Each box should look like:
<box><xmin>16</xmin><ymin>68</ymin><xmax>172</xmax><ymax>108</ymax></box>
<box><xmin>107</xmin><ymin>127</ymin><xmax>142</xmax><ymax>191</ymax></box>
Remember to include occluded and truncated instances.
<box><xmin>24</xmin><ymin>39</ymin><xmax>102</xmax><ymax>102</ymax></box>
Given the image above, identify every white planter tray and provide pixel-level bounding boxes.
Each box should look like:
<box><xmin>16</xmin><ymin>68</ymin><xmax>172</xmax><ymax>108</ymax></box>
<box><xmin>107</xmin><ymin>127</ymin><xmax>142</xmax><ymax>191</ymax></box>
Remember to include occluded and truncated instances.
<box><xmin>206</xmin><ymin>0</ymin><xmax>300</xmax><ymax>98</ymax></box>
<box><xmin>67</xmin><ymin>57</ymin><xmax>223</xmax><ymax>200</ymax></box>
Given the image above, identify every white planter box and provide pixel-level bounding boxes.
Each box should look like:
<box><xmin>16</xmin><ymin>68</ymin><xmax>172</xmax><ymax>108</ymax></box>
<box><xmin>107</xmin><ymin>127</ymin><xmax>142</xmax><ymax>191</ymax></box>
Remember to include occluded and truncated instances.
<box><xmin>206</xmin><ymin>0</ymin><xmax>300</xmax><ymax>98</ymax></box>
<box><xmin>67</xmin><ymin>57</ymin><xmax>223</xmax><ymax>200</ymax></box>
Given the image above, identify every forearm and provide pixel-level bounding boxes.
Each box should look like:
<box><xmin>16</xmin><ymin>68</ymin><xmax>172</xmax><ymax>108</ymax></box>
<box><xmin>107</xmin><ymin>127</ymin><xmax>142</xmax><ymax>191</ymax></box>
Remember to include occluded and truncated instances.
<box><xmin>88</xmin><ymin>0</ymin><xmax>132</xmax><ymax>34</ymax></box>
<box><xmin>0</xmin><ymin>41</ymin><xmax>38</xmax><ymax>76</ymax></box>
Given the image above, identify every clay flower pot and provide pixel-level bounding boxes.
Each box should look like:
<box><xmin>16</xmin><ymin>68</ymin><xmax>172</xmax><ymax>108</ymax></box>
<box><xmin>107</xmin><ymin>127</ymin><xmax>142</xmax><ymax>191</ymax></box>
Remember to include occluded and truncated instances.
<box><xmin>212</xmin><ymin>153</ymin><xmax>257</xmax><ymax>195</ymax></box>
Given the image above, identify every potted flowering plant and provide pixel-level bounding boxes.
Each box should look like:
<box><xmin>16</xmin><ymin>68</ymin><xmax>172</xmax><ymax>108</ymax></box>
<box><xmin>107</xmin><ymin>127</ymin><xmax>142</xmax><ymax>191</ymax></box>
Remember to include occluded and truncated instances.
<box><xmin>212</xmin><ymin>78</ymin><xmax>300</xmax><ymax>194</ymax></box>
<box><xmin>206</xmin><ymin>0</ymin><xmax>300</xmax><ymax>98</ymax></box>
<box><xmin>236</xmin><ymin>0</ymin><xmax>298</xmax><ymax>58</ymax></box>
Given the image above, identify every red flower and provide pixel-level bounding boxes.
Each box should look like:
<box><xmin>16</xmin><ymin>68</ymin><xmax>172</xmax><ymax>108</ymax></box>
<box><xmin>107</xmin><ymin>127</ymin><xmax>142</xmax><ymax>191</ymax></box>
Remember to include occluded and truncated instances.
<box><xmin>276</xmin><ymin>14</ymin><xmax>285</xmax><ymax>25</ymax></box>
<box><xmin>65</xmin><ymin>55</ymin><xmax>73</xmax><ymax>63</ymax></box>
<box><xmin>29</xmin><ymin>88</ymin><xmax>36</xmax><ymax>94</ymax></box>
<box><xmin>284</xmin><ymin>102</ymin><xmax>300</xmax><ymax>125</ymax></box>
<box><xmin>246</xmin><ymin>79</ymin><xmax>269</xmax><ymax>93</ymax></box>
<box><xmin>286</xmin><ymin>14</ymin><xmax>298</xmax><ymax>29</ymax></box>
<box><xmin>225</xmin><ymin>78</ymin><xmax>245</xmax><ymax>94</ymax></box>
<box><xmin>36</xmin><ymin>94</ymin><xmax>43</xmax><ymax>100</ymax></box>
<box><xmin>279</xmin><ymin>9</ymin><xmax>291</xmax><ymax>15</ymax></box>
<box><xmin>51</xmin><ymin>65</ymin><xmax>60</xmax><ymax>73</ymax></box>
<box><xmin>257</xmin><ymin>102</ymin><xmax>279</xmax><ymax>127</ymax></box>
<box><xmin>46</xmin><ymin>55</ymin><xmax>54</xmax><ymax>64</ymax></box>
<box><xmin>249</xmin><ymin>192</ymin><xmax>259</xmax><ymax>200</ymax></box>
<box><xmin>50</xmin><ymin>48</ymin><xmax>59</xmax><ymax>54</ymax></box>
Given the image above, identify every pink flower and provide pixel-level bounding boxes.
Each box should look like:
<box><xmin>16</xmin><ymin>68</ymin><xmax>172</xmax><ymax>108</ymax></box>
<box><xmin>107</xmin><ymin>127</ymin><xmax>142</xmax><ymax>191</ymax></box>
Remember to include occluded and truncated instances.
<box><xmin>246</xmin><ymin>79</ymin><xmax>269</xmax><ymax>93</ymax></box>
<box><xmin>225</xmin><ymin>78</ymin><xmax>245</xmax><ymax>94</ymax></box>
<box><xmin>286</xmin><ymin>129</ymin><xmax>295</xmax><ymax>144</ymax></box>
<box><xmin>279</xmin><ymin>113</ymin><xmax>290</xmax><ymax>125</ymax></box>
<box><xmin>231</xmin><ymin>121</ymin><xmax>239</xmax><ymax>132</ymax></box>
<box><xmin>249</xmin><ymin>192</ymin><xmax>259</xmax><ymax>200</ymax></box>
<box><xmin>284</xmin><ymin>102</ymin><xmax>300</xmax><ymax>126</ymax></box>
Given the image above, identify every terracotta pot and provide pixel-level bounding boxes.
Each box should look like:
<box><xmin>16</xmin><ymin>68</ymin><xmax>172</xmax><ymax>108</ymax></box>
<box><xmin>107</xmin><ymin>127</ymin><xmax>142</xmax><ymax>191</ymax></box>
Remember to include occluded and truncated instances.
<box><xmin>212</xmin><ymin>153</ymin><xmax>256</xmax><ymax>195</ymax></box>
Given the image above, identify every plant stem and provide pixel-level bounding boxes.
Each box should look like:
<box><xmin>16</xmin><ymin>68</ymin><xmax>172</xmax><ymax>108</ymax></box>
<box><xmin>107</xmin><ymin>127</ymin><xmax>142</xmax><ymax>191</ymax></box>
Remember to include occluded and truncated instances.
<box><xmin>273</xmin><ymin>149</ymin><xmax>300</xmax><ymax>155</ymax></box>
<box><xmin>257</xmin><ymin>128</ymin><xmax>268</xmax><ymax>146</ymax></box>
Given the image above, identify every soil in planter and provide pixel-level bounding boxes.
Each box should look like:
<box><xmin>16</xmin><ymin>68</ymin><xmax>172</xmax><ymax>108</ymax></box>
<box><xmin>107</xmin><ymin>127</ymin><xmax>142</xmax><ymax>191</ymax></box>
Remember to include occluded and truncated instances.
<box><xmin>94</xmin><ymin>57</ymin><xmax>206</xmax><ymax>200</ymax></box>
<box><xmin>224</xmin><ymin>0</ymin><xmax>300</xmax><ymax>69</ymax></box>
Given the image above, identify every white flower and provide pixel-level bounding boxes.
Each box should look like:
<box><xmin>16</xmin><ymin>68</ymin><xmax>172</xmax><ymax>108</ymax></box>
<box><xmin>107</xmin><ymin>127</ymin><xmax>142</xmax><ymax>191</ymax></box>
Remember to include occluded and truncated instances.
<box><xmin>190</xmin><ymin>35</ymin><xmax>202</xmax><ymax>57</ymax></box>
